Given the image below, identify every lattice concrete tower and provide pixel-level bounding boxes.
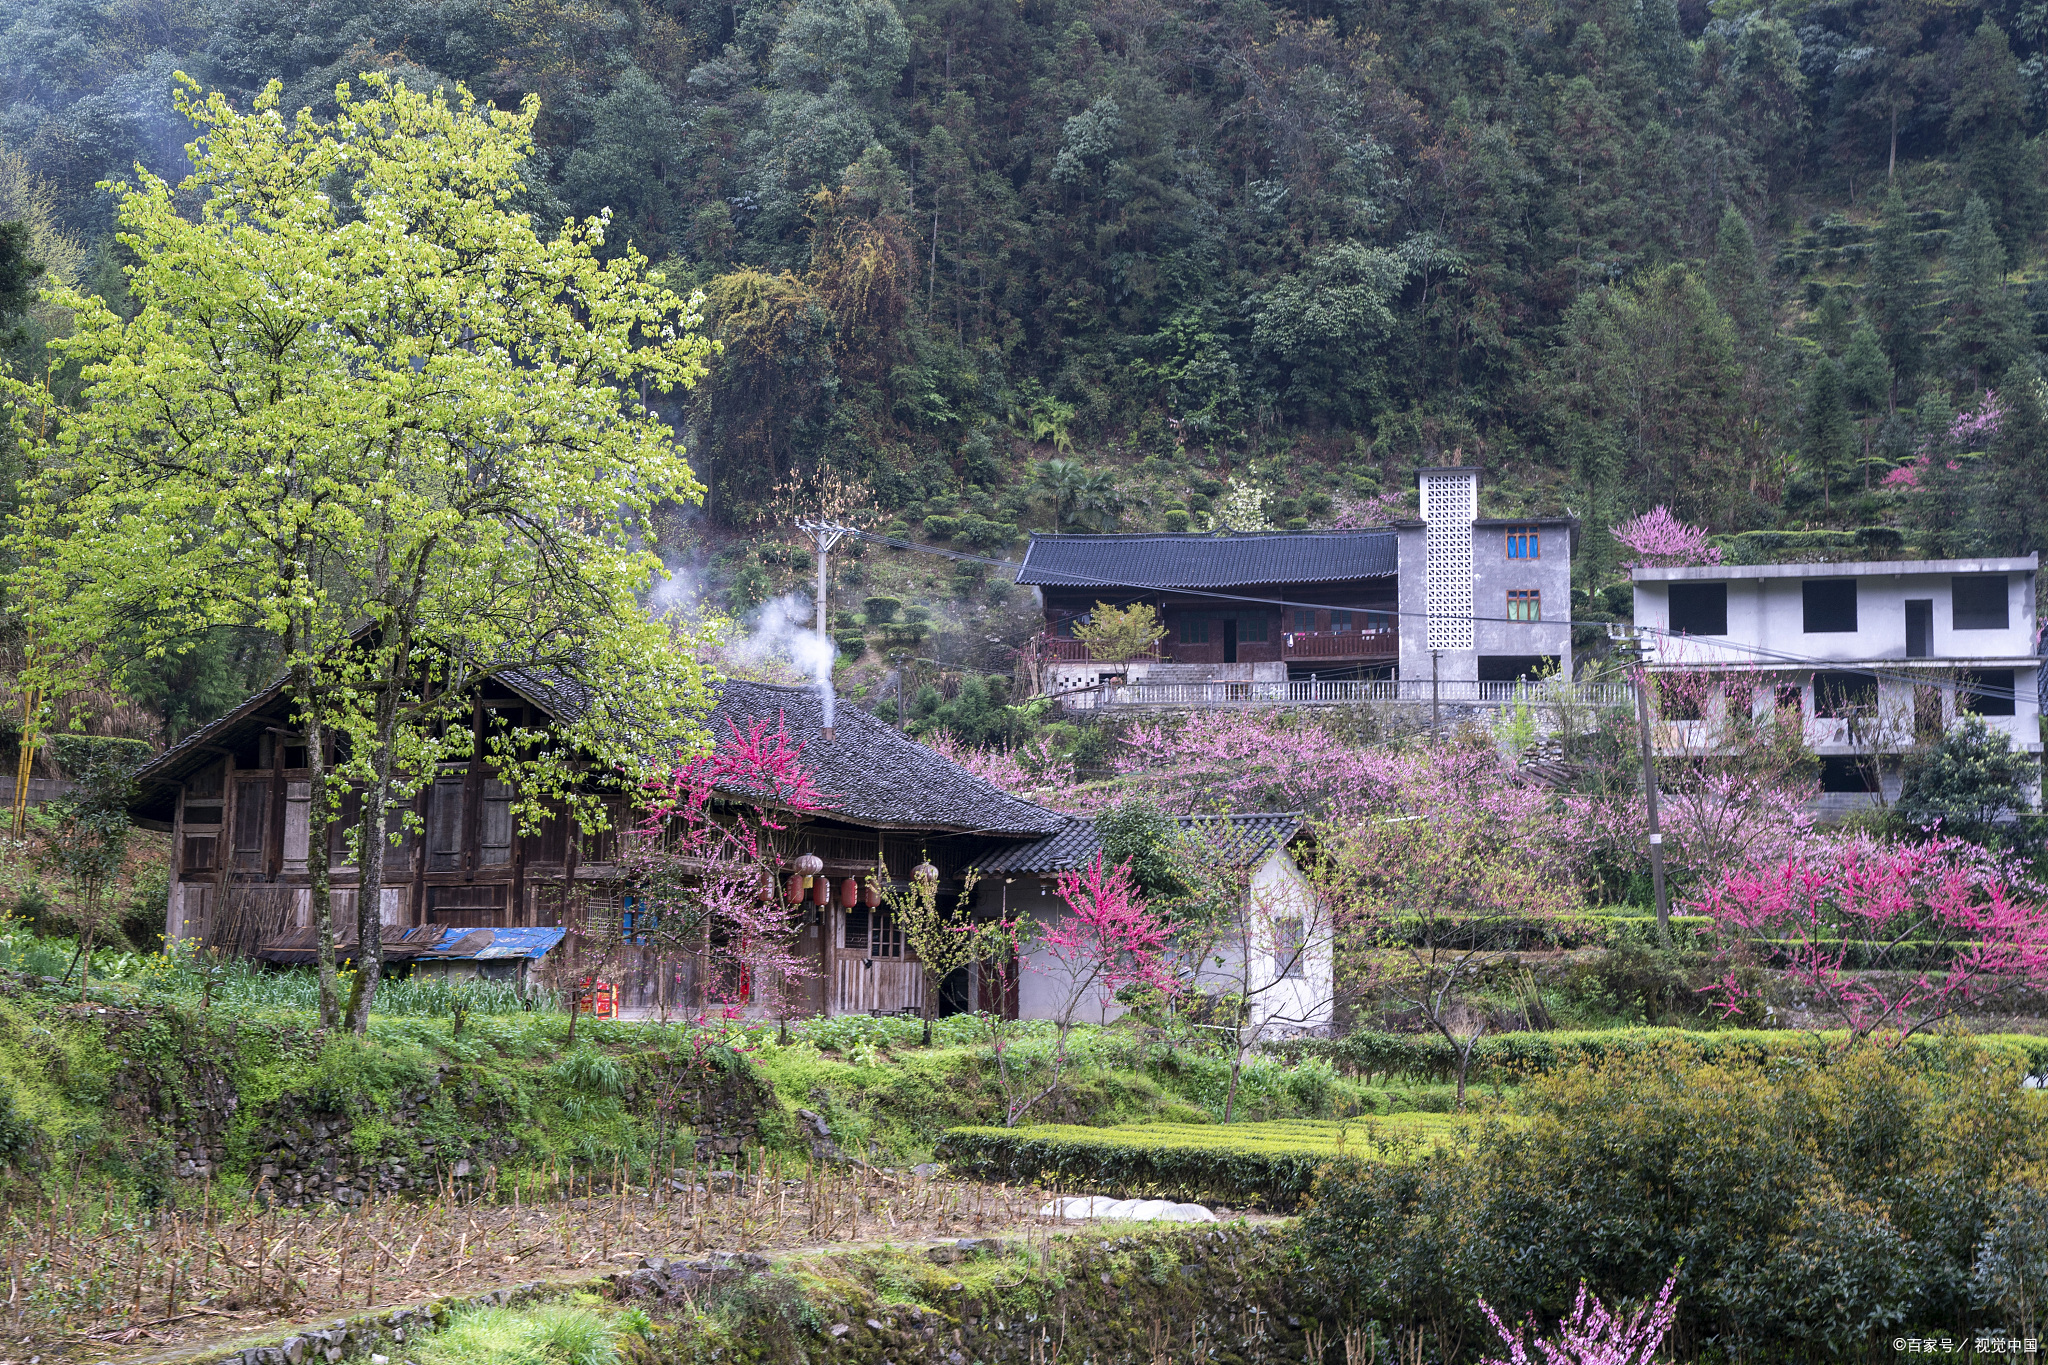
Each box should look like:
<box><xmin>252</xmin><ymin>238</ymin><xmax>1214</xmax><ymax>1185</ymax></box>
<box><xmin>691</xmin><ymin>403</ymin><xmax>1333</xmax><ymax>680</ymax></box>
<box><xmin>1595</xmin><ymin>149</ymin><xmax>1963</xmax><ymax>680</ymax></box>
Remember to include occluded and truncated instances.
<box><xmin>1420</xmin><ymin>467</ymin><xmax>1478</xmax><ymax>651</ymax></box>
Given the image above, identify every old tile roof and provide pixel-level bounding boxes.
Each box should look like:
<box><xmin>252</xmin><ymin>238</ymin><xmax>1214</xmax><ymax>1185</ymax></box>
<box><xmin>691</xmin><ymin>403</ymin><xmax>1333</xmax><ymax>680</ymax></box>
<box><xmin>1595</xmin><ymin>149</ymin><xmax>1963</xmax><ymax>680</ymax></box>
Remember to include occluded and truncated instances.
<box><xmin>131</xmin><ymin>671</ymin><xmax>1066</xmax><ymax>839</ymax></box>
<box><xmin>1016</xmin><ymin>531</ymin><xmax>1397</xmax><ymax>590</ymax></box>
<box><xmin>681</xmin><ymin>679</ymin><xmax>1067</xmax><ymax>837</ymax></box>
<box><xmin>977</xmin><ymin>811</ymin><xmax>1306</xmax><ymax>875</ymax></box>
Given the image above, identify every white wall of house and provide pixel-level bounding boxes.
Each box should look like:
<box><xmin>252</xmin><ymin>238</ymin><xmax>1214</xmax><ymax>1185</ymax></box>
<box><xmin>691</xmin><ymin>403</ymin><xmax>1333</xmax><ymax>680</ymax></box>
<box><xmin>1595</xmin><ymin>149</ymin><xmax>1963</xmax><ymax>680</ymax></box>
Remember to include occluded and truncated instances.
<box><xmin>978</xmin><ymin>848</ymin><xmax>1332</xmax><ymax>1039</ymax></box>
<box><xmin>1632</xmin><ymin>557</ymin><xmax>2043</xmax><ymax>760</ymax></box>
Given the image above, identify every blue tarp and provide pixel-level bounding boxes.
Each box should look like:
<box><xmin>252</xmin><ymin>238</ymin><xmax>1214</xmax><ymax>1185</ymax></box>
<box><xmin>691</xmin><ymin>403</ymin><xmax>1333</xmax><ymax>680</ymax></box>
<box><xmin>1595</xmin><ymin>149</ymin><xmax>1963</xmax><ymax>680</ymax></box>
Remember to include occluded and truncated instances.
<box><xmin>421</xmin><ymin>927</ymin><xmax>566</xmax><ymax>961</ymax></box>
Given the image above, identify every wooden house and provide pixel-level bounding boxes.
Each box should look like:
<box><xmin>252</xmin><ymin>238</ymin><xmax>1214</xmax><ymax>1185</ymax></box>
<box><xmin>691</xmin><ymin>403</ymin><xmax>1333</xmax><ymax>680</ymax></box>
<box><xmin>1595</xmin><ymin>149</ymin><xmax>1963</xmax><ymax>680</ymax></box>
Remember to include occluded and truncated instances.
<box><xmin>127</xmin><ymin>677</ymin><xmax>1066</xmax><ymax>1017</ymax></box>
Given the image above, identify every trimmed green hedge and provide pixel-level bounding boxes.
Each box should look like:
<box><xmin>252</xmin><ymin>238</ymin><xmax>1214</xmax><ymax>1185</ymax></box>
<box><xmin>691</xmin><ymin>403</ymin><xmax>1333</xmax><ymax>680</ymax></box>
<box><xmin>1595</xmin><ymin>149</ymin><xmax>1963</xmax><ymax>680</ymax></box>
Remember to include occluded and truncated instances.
<box><xmin>935</xmin><ymin>1116</ymin><xmax>1483</xmax><ymax>1209</ymax></box>
<box><xmin>1375</xmin><ymin>913</ymin><xmax>1716</xmax><ymax>951</ymax></box>
<box><xmin>1269</xmin><ymin>1028</ymin><xmax>2048</xmax><ymax>1085</ymax></box>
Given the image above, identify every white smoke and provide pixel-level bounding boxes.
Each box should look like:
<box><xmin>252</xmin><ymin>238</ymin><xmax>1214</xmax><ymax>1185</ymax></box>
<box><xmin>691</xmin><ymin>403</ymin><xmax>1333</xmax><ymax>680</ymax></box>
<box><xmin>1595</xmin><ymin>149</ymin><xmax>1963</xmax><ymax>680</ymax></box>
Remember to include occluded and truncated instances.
<box><xmin>726</xmin><ymin>592</ymin><xmax>838</xmax><ymax>729</ymax></box>
<box><xmin>645</xmin><ymin>556</ymin><xmax>703</xmax><ymax>617</ymax></box>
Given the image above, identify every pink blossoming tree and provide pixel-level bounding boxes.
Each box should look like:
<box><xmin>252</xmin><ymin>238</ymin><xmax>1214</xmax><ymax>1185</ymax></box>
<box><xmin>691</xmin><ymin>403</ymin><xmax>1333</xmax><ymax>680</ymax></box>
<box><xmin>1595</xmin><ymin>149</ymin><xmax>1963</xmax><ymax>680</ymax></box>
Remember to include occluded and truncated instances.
<box><xmin>614</xmin><ymin>712</ymin><xmax>828</xmax><ymax>1027</ymax></box>
<box><xmin>1691</xmin><ymin>834</ymin><xmax>2048</xmax><ymax>1041</ymax></box>
<box><xmin>1608</xmin><ymin>506</ymin><xmax>1722</xmax><ymax>568</ymax></box>
<box><xmin>998</xmin><ymin>854</ymin><xmax>1175</xmax><ymax>1126</ymax></box>
<box><xmin>1479</xmin><ymin>1273</ymin><xmax>1680</xmax><ymax>1365</ymax></box>
<box><xmin>1319</xmin><ymin>746</ymin><xmax>1590</xmax><ymax>1108</ymax></box>
<box><xmin>1950</xmin><ymin>389</ymin><xmax>2005</xmax><ymax>446</ymax></box>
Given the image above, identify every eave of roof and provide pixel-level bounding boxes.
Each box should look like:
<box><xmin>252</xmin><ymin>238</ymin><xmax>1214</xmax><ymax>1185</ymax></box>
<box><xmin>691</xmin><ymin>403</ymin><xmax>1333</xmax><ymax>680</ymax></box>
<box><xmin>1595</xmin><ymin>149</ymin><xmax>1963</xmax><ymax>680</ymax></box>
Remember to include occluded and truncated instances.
<box><xmin>978</xmin><ymin>811</ymin><xmax>1307</xmax><ymax>875</ymax></box>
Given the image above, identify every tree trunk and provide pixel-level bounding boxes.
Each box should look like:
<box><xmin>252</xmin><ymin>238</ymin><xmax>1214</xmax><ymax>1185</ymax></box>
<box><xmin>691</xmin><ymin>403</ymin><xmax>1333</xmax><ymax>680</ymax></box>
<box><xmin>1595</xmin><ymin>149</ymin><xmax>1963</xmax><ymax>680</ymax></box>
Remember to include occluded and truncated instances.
<box><xmin>344</xmin><ymin>676</ymin><xmax>402</xmax><ymax>1034</ymax></box>
<box><xmin>75</xmin><ymin>922</ymin><xmax>94</xmax><ymax>1003</ymax></box>
<box><xmin>293</xmin><ymin>668</ymin><xmax>340</xmax><ymax>1030</ymax></box>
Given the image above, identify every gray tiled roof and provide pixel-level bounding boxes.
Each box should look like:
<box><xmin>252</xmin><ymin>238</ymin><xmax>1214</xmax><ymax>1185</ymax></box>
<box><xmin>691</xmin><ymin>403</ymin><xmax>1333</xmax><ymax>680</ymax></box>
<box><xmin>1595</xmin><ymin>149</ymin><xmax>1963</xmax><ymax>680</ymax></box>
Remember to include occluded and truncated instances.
<box><xmin>131</xmin><ymin>672</ymin><xmax>1066</xmax><ymax>839</ymax></box>
<box><xmin>1016</xmin><ymin>531</ymin><xmax>1397</xmax><ymax>590</ymax></box>
<box><xmin>686</xmin><ymin>680</ymin><xmax>1066</xmax><ymax>837</ymax></box>
<box><xmin>977</xmin><ymin>811</ymin><xmax>1306</xmax><ymax>875</ymax></box>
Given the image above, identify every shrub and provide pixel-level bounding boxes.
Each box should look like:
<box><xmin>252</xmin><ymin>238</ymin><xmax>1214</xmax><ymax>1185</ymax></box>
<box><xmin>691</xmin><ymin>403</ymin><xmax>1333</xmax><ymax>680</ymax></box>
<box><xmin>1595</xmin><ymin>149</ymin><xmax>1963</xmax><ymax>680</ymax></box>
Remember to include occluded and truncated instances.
<box><xmin>862</xmin><ymin>596</ymin><xmax>901</xmax><ymax>624</ymax></box>
<box><xmin>1270</xmin><ymin>1027</ymin><xmax>2048</xmax><ymax>1086</ymax></box>
<box><xmin>923</xmin><ymin>515</ymin><xmax>959</xmax><ymax>540</ymax></box>
<box><xmin>1163</xmin><ymin>508</ymin><xmax>1191</xmax><ymax>532</ymax></box>
<box><xmin>935</xmin><ymin>1116</ymin><xmax>1482</xmax><ymax>1208</ymax></box>
<box><xmin>1295</xmin><ymin>1038</ymin><xmax>2048</xmax><ymax>1363</ymax></box>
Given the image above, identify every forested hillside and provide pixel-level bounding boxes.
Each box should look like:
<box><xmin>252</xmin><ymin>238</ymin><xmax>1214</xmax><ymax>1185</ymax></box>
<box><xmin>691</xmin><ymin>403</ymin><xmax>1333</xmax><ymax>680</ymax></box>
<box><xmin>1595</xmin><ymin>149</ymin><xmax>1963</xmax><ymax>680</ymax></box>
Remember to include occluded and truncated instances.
<box><xmin>5</xmin><ymin>0</ymin><xmax>2048</xmax><ymax>733</ymax></box>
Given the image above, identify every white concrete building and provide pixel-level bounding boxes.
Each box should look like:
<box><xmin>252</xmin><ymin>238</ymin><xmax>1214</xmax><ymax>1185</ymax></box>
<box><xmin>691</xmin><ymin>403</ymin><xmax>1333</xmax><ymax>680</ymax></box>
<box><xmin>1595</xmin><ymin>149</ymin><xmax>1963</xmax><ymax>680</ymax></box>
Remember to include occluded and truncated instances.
<box><xmin>969</xmin><ymin>813</ymin><xmax>1332</xmax><ymax>1040</ymax></box>
<box><xmin>1631</xmin><ymin>556</ymin><xmax>2042</xmax><ymax>810</ymax></box>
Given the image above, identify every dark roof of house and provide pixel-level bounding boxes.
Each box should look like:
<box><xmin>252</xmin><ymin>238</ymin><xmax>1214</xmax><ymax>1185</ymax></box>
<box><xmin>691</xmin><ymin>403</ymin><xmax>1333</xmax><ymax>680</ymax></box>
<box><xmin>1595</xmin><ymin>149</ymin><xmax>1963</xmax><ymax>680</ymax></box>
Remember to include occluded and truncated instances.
<box><xmin>683</xmin><ymin>680</ymin><xmax>1065</xmax><ymax>837</ymax></box>
<box><xmin>977</xmin><ymin>811</ymin><xmax>1306</xmax><ymax>875</ymax></box>
<box><xmin>129</xmin><ymin>672</ymin><xmax>1065</xmax><ymax>839</ymax></box>
<box><xmin>1015</xmin><ymin>531</ymin><xmax>1398</xmax><ymax>591</ymax></box>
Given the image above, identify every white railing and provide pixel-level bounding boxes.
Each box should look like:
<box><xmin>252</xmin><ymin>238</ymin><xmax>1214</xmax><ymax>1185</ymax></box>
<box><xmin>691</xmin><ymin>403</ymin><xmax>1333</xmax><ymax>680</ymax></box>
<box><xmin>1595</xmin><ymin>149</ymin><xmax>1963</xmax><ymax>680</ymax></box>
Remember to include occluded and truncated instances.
<box><xmin>1073</xmin><ymin>679</ymin><xmax>1636</xmax><ymax>710</ymax></box>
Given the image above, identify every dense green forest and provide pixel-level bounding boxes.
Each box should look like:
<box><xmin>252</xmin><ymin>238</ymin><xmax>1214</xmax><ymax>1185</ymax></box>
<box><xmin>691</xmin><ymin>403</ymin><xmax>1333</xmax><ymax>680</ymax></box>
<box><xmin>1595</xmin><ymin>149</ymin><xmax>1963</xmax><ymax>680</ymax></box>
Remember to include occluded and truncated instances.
<box><xmin>5</xmin><ymin>0</ymin><xmax>2048</xmax><ymax>733</ymax></box>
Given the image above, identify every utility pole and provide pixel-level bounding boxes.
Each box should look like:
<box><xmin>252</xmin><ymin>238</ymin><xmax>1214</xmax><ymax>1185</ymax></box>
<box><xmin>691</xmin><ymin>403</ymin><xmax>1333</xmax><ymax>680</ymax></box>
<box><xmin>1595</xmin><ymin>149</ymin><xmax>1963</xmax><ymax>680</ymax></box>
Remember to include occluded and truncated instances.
<box><xmin>1615</xmin><ymin>628</ymin><xmax>1672</xmax><ymax>947</ymax></box>
<box><xmin>796</xmin><ymin>521</ymin><xmax>855</xmax><ymax>739</ymax></box>
<box><xmin>1430</xmin><ymin>649</ymin><xmax>1441</xmax><ymax>743</ymax></box>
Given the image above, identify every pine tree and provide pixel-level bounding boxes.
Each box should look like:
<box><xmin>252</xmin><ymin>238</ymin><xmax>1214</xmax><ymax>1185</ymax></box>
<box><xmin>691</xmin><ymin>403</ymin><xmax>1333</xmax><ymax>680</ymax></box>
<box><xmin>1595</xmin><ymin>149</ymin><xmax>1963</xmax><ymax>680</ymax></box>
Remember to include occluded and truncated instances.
<box><xmin>1949</xmin><ymin>20</ymin><xmax>2048</xmax><ymax>260</ymax></box>
<box><xmin>1863</xmin><ymin>185</ymin><xmax>1927</xmax><ymax>410</ymax></box>
<box><xmin>1706</xmin><ymin>204</ymin><xmax>1773</xmax><ymax>344</ymax></box>
<box><xmin>1842</xmin><ymin>323</ymin><xmax>1892</xmax><ymax>486</ymax></box>
<box><xmin>1943</xmin><ymin>195</ymin><xmax>2027</xmax><ymax>392</ymax></box>
<box><xmin>1803</xmin><ymin>356</ymin><xmax>1853</xmax><ymax>512</ymax></box>
<box><xmin>1985</xmin><ymin>360</ymin><xmax>2048</xmax><ymax>556</ymax></box>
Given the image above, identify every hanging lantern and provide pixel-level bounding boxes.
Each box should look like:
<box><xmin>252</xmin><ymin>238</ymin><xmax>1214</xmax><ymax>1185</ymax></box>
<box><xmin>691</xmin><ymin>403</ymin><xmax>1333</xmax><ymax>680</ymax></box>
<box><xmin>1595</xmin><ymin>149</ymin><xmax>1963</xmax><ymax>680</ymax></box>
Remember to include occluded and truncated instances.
<box><xmin>794</xmin><ymin>853</ymin><xmax>824</xmax><ymax>888</ymax></box>
<box><xmin>838</xmin><ymin>876</ymin><xmax>859</xmax><ymax>907</ymax></box>
<box><xmin>912</xmin><ymin>861</ymin><xmax>939</xmax><ymax>885</ymax></box>
<box><xmin>861</xmin><ymin>878</ymin><xmax>881</xmax><ymax>908</ymax></box>
<box><xmin>810</xmin><ymin>877</ymin><xmax>830</xmax><ymax>905</ymax></box>
<box><xmin>784</xmin><ymin>874</ymin><xmax>805</xmax><ymax>905</ymax></box>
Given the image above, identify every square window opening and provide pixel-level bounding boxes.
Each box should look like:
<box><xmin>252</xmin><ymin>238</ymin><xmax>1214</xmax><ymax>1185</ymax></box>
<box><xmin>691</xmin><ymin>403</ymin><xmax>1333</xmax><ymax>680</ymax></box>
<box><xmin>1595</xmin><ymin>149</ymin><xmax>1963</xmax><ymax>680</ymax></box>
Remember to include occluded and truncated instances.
<box><xmin>1803</xmin><ymin>579</ymin><xmax>1859</xmax><ymax>633</ymax></box>
<box><xmin>1960</xmin><ymin>669</ymin><xmax>2018</xmax><ymax>717</ymax></box>
<box><xmin>1819</xmin><ymin>756</ymin><xmax>1878</xmax><ymax>793</ymax></box>
<box><xmin>1952</xmin><ymin>575</ymin><xmax>2010</xmax><ymax>631</ymax></box>
<box><xmin>1668</xmin><ymin>582</ymin><xmax>1728</xmax><ymax>636</ymax></box>
<box><xmin>1813</xmin><ymin>670</ymin><xmax>1877</xmax><ymax>718</ymax></box>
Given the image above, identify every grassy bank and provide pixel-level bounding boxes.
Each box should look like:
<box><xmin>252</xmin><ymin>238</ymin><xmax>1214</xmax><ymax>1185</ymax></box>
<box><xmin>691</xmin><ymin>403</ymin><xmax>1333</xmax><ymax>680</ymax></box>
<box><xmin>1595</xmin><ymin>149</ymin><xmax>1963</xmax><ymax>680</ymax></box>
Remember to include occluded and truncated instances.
<box><xmin>0</xmin><ymin>965</ymin><xmax>1389</xmax><ymax>1209</ymax></box>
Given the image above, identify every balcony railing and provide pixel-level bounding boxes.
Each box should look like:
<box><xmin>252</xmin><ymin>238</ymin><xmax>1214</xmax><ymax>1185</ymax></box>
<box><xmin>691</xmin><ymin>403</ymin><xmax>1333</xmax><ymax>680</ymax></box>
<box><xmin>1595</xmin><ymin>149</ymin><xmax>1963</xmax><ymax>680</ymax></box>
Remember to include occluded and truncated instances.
<box><xmin>1072</xmin><ymin>678</ymin><xmax>1637</xmax><ymax>710</ymax></box>
<box><xmin>1038</xmin><ymin>629</ymin><xmax>1397</xmax><ymax>664</ymax></box>
<box><xmin>1282</xmin><ymin>629</ymin><xmax>1397</xmax><ymax>660</ymax></box>
<box><xmin>1039</xmin><ymin>636</ymin><xmax>1162</xmax><ymax>663</ymax></box>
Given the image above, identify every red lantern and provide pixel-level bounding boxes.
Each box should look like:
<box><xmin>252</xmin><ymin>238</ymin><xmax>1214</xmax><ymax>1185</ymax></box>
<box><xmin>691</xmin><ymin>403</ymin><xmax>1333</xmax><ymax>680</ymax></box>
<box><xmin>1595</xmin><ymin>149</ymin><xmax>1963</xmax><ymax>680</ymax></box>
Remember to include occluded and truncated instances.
<box><xmin>810</xmin><ymin>877</ymin><xmax>830</xmax><ymax>905</ymax></box>
<box><xmin>861</xmin><ymin>878</ymin><xmax>880</xmax><ymax>908</ymax></box>
<box><xmin>838</xmin><ymin>876</ymin><xmax>859</xmax><ymax>907</ymax></box>
<box><xmin>784</xmin><ymin>874</ymin><xmax>805</xmax><ymax>904</ymax></box>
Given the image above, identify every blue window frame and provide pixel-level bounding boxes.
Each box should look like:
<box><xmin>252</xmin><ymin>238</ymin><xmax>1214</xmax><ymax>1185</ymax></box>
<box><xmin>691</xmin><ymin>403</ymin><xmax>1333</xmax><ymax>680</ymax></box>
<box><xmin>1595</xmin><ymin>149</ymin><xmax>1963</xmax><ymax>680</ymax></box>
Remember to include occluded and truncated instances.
<box><xmin>622</xmin><ymin>895</ymin><xmax>658</xmax><ymax>944</ymax></box>
<box><xmin>1506</xmin><ymin>526</ymin><xmax>1540</xmax><ymax>560</ymax></box>
<box><xmin>1291</xmin><ymin>609</ymin><xmax>1318</xmax><ymax>631</ymax></box>
<box><xmin>1238</xmin><ymin>613</ymin><xmax>1269</xmax><ymax>643</ymax></box>
<box><xmin>1179</xmin><ymin>615</ymin><xmax>1210</xmax><ymax>644</ymax></box>
<box><xmin>1330</xmin><ymin>610</ymin><xmax>1353</xmax><ymax>631</ymax></box>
